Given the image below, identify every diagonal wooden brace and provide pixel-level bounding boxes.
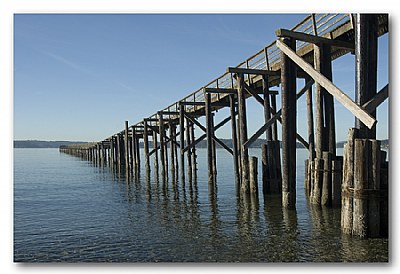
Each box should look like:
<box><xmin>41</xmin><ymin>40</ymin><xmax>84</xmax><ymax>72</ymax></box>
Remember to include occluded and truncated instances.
<box><xmin>276</xmin><ymin>39</ymin><xmax>376</xmax><ymax>129</ymax></box>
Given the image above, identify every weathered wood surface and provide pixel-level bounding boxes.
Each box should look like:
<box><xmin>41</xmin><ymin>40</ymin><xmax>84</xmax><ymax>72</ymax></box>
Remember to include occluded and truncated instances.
<box><xmin>276</xmin><ymin>39</ymin><xmax>376</xmax><ymax>129</ymax></box>
<box><xmin>280</xmin><ymin>37</ymin><xmax>297</xmax><ymax>209</ymax></box>
<box><xmin>275</xmin><ymin>28</ymin><xmax>355</xmax><ymax>50</ymax></box>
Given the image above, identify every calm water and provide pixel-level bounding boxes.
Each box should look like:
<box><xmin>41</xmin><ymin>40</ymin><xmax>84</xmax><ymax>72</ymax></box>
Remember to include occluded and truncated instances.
<box><xmin>14</xmin><ymin>148</ymin><xmax>388</xmax><ymax>262</ymax></box>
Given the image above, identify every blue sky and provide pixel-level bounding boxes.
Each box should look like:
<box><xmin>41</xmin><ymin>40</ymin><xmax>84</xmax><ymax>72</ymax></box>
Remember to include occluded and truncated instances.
<box><xmin>14</xmin><ymin>14</ymin><xmax>389</xmax><ymax>142</ymax></box>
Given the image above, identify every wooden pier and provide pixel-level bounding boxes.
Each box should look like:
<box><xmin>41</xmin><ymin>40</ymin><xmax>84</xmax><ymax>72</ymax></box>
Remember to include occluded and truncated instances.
<box><xmin>60</xmin><ymin>13</ymin><xmax>389</xmax><ymax>239</ymax></box>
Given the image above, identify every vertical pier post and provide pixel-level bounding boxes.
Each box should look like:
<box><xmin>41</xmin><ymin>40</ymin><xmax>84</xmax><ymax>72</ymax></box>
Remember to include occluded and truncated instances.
<box><xmin>143</xmin><ymin>119</ymin><xmax>150</xmax><ymax>174</ymax></box>
<box><xmin>280</xmin><ymin>37</ymin><xmax>297</xmax><ymax>209</ymax></box>
<box><xmin>249</xmin><ymin>156</ymin><xmax>258</xmax><ymax>196</ymax></box>
<box><xmin>124</xmin><ymin>121</ymin><xmax>130</xmax><ymax>176</ymax></box>
<box><xmin>135</xmin><ymin>127</ymin><xmax>141</xmax><ymax>173</ymax></box>
<box><xmin>205</xmin><ymin>91</ymin><xmax>215</xmax><ymax>184</ymax></box>
<box><xmin>169</xmin><ymin>121</ymin><xmax>176</xmax><ymax>182</ymax></box>
<box><xmin>236</xmin><ymin>73</ymin><xmax>250</xmax><ymax>193</ymax></box>
<box><xmin>186</xmin><ymin>117</ymin><xmax>193</xmax><ymax>182</ymax></box>
<box><xmin>211</xmin><ymin>113</ymin><xmax>217</xmax><ymax>180</ymax></box>
<box><xmin>116</xmin><ymin>133</ymin><xmax>121</xmax><ymax>170</ymax></box>
<box><xmin>352</xmin><ymin>139</ymin><xmax>370</xmax><ymax>238</ymax></box>
<box><xmin>110</xmin><ymin>136</ymin><xmax>115</xmax><ymax>168</ymax></box>
<box><xmin>158</xmin><ymin>111</ymin><xmax>166</xmax><ymax>181</ymax></box>
<box><xmin>313</xmin><ymin>42</ymin><xmax>335</xmax><ymax>206</ymax></box>
<box><xmin>305</xmin><ymin>76</ymin><xmax>315</xmax><ymax>196</ymax></box>
<box><xmin>314</xmin><ymin>45</ymin><xmax>325</xmax><ymax>159</ymax></box>
<box><xmin>153</xmin><ymin>129</ymin><xmax>159</xmax><ymax>179</ymax></box>
<box><xmin>131</xmin><ymin>128</ymin><xmax>136</xmax><ymax>173</ymax></box>
<box><xmin>341</xmin><ymin>128</ymin><xmax>358</xmax><ymax>234</ymax></box>
<box><xmin>355</xmin><ymin>14</ymin><xmax>378</xmax><ymax>139</ymax></box>
<box><xmin>189</xmin><ymin>121</ymin><xmax>197</xmax><ymax>182</ymax></box>
<box><xmin>229</xmin><ymin>94</ymin><xmax>240</xmax><ymax>189</ymax></box>
<box><xmin>179</xmin><ymin>103</ymin><xmax>185</xmax><ymax>184</ymax></box>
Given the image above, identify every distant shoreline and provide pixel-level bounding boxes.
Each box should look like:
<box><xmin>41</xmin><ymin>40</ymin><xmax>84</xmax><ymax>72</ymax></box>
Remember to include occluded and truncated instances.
<box><xmin>14</xmin><ymin>139</ymin><xmax>389</xmax><ymax>149</ymax></box>
<box><xmin>14</xmin><ymin>140</ymin><xmax>86</xmax><ymax>149</ymax></box>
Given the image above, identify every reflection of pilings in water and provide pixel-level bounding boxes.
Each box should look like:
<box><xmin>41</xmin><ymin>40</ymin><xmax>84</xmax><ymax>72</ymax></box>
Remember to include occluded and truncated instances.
<box><xmin>236</xmin><ymin>192</ymin><xmax>260</xmax><ymax>242</ymax></box>
<box><xmin>263</xmin><ymin>195</ymin><xmax>284</xmax><ymax>232</ymax></box>
<box><xmin>189</xmin><ymin>177</ymin><xmax>198</xmax><ymax>211</ymax></box>
<box><xmin>309</xmin><ymin>206</ymin><xmax>344</xmax><ymax>261</ymax></box>
<box><xmin>281</xmin><ymin>208</ymin><xmax>299</xmax><ymax>262</ymax></box>
<box><xmin>208</xmin><ymin>185</ymin><xmax>220</xmax><ymax>246</ymax></box>
<box><xmin>145</xmin><ymin>172</ymin><xmax>152</xmax><ymax>202</ymax></box>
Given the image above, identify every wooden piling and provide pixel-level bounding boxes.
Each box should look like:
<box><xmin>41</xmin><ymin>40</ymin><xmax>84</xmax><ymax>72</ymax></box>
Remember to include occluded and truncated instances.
<box><xmin>341</xmin><ymin>128</ymin><xmax>358</xmax><ymax>235</ymax></box>
<box><xmin>355</xmin><ymin>14</ymin><xmax>378</xmax><ymax>139</ymax></box>
<box><xmin>343</xmin><ymin>137</ymin><xmax>383</xmax><ymax>238</ymax></box>
<box><xmin>135</xmin><ymin>131</ymin><xmax>141</xmax><ymax>173</ymax></box>
<box><xmin>174</xmin><ymin>123</ymin><xmax>180</xmax><ymax>181</ymax></box>
<box><xmin>262</xmin><ymin>144</ymin><xmax>269</xmax><ymax>194</ymax></box>
<box><xmin>205</xmin><ymin>91</ymin><xmax>215</xmax><ymax>184</ymax></box>
<box><xmin>249</xmin><ymin>156</ymin><xmax>258</xmax><ymax>196</ymax></box>
<box><xmin>169</xmin><ymin>121</ymin><xmax>176</xmax><ymax>181</ymax></box>
<box><xmin>179</xmin><ymin>103</ymin><xmax>185</xmax><ymax>184</ymax></box>
<box><xmin>380</xmin><ymin>153</ymin><xmax>389</xmax><ymax>237</ymax></box>
<box><xmin>110</xmin><ymin>136</ymin><xmax>115</xmax><ymax>167</ymax></box>
<box><xmin>306</xmin><ymin>76</ymin><xmax>316</xmax><ymax>160</ymax></box>
<box><xmin>158</xmin><ymin>111</ymin><xmax>166</xmax><ymax>180</ymax></box>
<box><xmin>304</xmin><ymin>159</ymin><xmax>310</xmax><ymax>196</ymax></box>
<box><xmin>331</xmin><ymin>156</ymin><xmax>342</xmax><ymax>207</ymax></box>
<box><xmin>311</xmin><ymin>158</ymin><xmax>323</xmax><ymax>205</ymax></box>
<box><xmin>211</xmin><ymin>113</ymin><xmax>217</xmax><ymax>181</ymax></box>
<box><xmin>116</xmin><ymin>133</ymin><xmax>121</xmax><ymax>169</ymax></box>
<box><xmin>237</xmin><ymin>73</ymin><xmax>250</xmax><ymax>193</ymax></box>
<box><xmin>229</xmin><ymin>94</ymin><xmax>240</xmax><ymax>189</ymax></box>
<box><xmin>132</xmin><ymin>127</ymin><xmax>140</xmax><ymax>173</ymax></box>
<box><xmin>304</xmin><ymin>75</ymin><xmax>315</xmax><ymax>198</ymax></box>
<box><xmin>314</xmin><ymin>44</ymin><xmax>327</xmax><ymax>158</ymax></box>
<box><xmin>352</xmin><ymin>139</ymin><xmax>370</xmax><ymax>238</ymax></box>
<box><xmin>368</xmin><ymin>139</ymin><xmax>381</xmax><ymax>237</ymax></box>
<box><xmin>186</xmin><ymin>117</ymin><xmax>193</xmax><ymax>182</ymax></box>
<box><xmin>152</xmin><ymin>129</ymin><xmax>159</xmax><ymax>178</ymax></box>
<box><xmin>280</xmin><ymin>37</ymin><xmax>297</xmax><ymax>209</ymax></box>
<box><xmin>321</xmin><ymin>151</ymin><xmax>332</xmax><ymax>206</ymax></box>
<box><xmin>124</xmin><ymin>121</ymin><xmax>130</xmax><ymax>175</ymax></box>
<box><xmin>189</xmin><ymin>121</ymin><xmax>197</xmax><ymax>182</ymax></box>
<box><xmin>263</xmin><ymin>74</ymin><xmax>272</xmax><ymax>141</ymax></box>
<box><xmin>143</xmin><ymin>120</ymin><xmax>150</xmax><ymax>173</ymax></box>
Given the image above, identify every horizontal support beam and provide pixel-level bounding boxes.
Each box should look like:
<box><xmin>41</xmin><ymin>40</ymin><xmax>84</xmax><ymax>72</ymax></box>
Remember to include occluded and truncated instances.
<box><xmin>227</xmin><ymin>67</ymin><xmax>280</xmax><ymax>76</ymax></box>
<box><xmin>205</xmin><ymin>88</ymin><xmax>237</xmax><ymax>94</ymax></box>
<box><xmin>276</xmin><ymin>39</ymin><xmax>376</xmax><ymax>129</ymax></box>
<box><xmin>180</xmin><ymin>101</ymin><xmax>204</xmax><ymax>106</ymax></box>
<box><xmin>276</xmin><ymin>28</ymin><xmax>355</xmax><ymax>50</ymax></box>
<box><xmin>161</xmin><ymin>111</ymin><xmax>180</xmax><ymax>115</ymax></box>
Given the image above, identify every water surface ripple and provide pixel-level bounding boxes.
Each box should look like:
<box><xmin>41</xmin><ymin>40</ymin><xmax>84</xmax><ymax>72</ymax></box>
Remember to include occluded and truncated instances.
<box><xmin>14</xmin><ymin>148</ymin><xmax>388</xmax><ymax>262</ymax></box>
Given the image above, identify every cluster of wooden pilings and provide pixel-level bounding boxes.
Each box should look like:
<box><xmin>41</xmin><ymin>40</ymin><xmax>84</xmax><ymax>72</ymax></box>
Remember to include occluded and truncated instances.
<box><xmin>60</xmin><ymin>14</ymin><xmax>389</xmax><ymax>239</ymax></box>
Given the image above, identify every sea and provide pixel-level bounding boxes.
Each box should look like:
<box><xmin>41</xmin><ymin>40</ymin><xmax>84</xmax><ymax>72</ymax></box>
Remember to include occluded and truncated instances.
<box><xmin>13</xmin><ymin>148</ymin><xmax>389</xmax><ymax>262</ymax></box>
